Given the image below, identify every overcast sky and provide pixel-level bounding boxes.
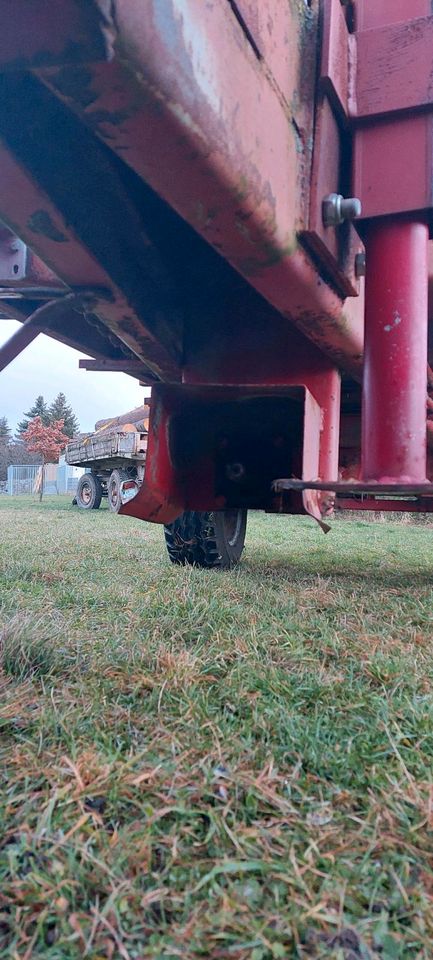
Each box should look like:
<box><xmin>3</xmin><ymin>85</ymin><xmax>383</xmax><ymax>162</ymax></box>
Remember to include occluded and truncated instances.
<box><xmin>0</xmin><ymin>319</ymin><xmax>148</xmax><ymax>435</ymax></box>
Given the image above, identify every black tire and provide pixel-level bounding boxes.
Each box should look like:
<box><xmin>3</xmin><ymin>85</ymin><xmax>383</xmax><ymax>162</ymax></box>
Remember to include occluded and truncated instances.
<box><xmin>75</xmin><ymin>473</ymin><xmax>103</xmax><ymax>510</ymax></box>
<box><xmin>164</xmin><ymin>509</ymin><xmax>247</xmax><ymax>569</ymax></box>
<box><xmin>107</xmin><ymin>469</ymin><xmax>129</xmax><ymax>513</ymax></box>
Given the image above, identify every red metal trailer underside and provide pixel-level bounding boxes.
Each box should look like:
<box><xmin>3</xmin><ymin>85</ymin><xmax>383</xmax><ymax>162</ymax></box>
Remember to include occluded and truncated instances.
<box><xmin>0</xmin><ymin>0</ymin><xmax>432</xmax><ymax>522</ymax></box>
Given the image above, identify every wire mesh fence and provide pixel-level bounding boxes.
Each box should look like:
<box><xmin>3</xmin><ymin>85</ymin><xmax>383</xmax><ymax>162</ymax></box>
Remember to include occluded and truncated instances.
<box><xmin>6</xmin><ymin>463</ymin><xmax>81</xmax><ymax>495</ymax></box>
<box><xmin>7</xmin><ymin>464</ymin><xmax>43</xmax><ymax>495</ymax></box>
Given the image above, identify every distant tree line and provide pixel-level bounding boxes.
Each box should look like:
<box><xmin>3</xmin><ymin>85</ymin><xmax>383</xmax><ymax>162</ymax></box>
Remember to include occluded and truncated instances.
<box><xmin>0</xmin><ymin>393</ymin><xmax>79</xmax><ymax>482</ymax></box>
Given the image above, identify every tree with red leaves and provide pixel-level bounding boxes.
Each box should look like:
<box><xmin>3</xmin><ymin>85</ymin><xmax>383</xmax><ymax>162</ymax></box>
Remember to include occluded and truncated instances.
<box><xmin>22</xmin><ymin>416</ymin><xmax>69</xmax><ymax>501</ymax></box>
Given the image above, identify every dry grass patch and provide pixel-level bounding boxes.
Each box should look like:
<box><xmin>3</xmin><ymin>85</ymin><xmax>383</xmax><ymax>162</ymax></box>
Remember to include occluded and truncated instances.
<box><xmin>1</xmin><ymin>498</ymin><xmax>433</xmax><ymax>957</ymax></box>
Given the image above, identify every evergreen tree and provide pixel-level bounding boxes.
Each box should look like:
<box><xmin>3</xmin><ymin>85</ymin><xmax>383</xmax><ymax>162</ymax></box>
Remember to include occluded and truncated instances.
<box><xmin>0</xmin><ymin>416</ymin><xmax>11</xmax><ymax>443</ymax></box>
<box><xmin>16</xmin><ymin>395</ymin><xmax>50</xmax><ymax>436</ymax></box>
<box><xmin>48</xmin><ymin>393</ymin><xmax>79</xmax><ymax>438</ymax></box>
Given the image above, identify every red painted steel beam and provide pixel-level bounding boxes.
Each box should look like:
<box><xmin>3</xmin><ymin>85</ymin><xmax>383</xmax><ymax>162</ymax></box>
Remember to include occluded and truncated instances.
<box><xmin>36</xmin><ymin>0</ymin><xmax>364</xmax><ymax>374</ymax></box>
<box><xmin>353</xmin><ymin>0</ymin><xmax>433</xmax><ymax>221</ymax></box>
<box><xmin>317</xmin><ymin>368</ymin><xmax>340</xmax><ymax>485</ymax></box>
<box><xmin>320</xmin><ymin>0</ymin><xmax>351</xmax><ymax>119</ymax></box>
<box><xmin>0</xmin><ymin>139</ymin><xmax>178</xmax><ymax>382</ymax></box>
<box><xmin>0</xmin><ymin>225</ymin><xmax>62</xmax><ymax>291</ymax></box>
<box><xmin>0</xmin><ymin>145</ymin><xmax>105</xmax><ymax>287</ymax></box>
<box><xmin>353</xmin><ymin>3</ymin><xmax>433</xmax><ymax>491</ymax></box>
<box><xmin>0</xmin><ymin>0</ymin><xmax>112</xmax><ymax>70</ymax></box>
<box><xmin>121</xmin><ymin>383</ymin><xmax>322</xmax><ymax>524</ymax></box>
<box><xmin>0</xmin><ymin>315</ymin><xmax>41</xmax><ymax>372</ymax></box>
<box><xmin>354</xmin><ymin>0</ymin><xmax>430</xmax><ymax>31</ymax></box>
<box><xmin>362</xmin><ymin>221</ymin><xmax>428</xmax><ymax>484</ymax></box>
<box><xmin>357</xmin><ymin>124</ymin><xmax>433</xmax><ymax>221</ymax></box>
<box><xmin>354</xmin><ymin>16</ymin><xmax>433</xmax><ymax>120</ymax></box>
<box><xmin>336</xmin><ymin>499</ymin><xmax>433</xmax><ymax>513</ymax></box>
<box><xmin>353</xmin><ymin>115</ymin><xmax>433</xmax><ymax>222</ymax></box>
<box><xmin>79</xmin><ymin>358</ymin><xmax>147</xmax><ymax>375</ymax></box>
<box><xmin>0</xmin><ymin>295</ymin><xmax>82</xmax><ymax>372</ymax></box>
<box><xmin>0</xmin><ymin>300</ymin><xmax>144</xmax><ymax>368</ymax></box>
<box><xmin>183</xmin><ymin>308</ymin><xmax>341</xmax><ymax>486</ymax></box>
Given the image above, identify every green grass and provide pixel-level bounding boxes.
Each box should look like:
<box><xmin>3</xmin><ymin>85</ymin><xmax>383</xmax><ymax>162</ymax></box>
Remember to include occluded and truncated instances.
<box><xmin>1</xmin><ymin>496</ymin><xmax>433</xmax><ymax>959</ymax></box>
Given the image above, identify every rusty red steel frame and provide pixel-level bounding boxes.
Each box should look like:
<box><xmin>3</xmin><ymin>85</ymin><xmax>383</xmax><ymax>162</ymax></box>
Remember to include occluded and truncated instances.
<box><xmin>0</xmin><ymin>0</ymin><xmax>432</xmax><ymax>525</ymax></box>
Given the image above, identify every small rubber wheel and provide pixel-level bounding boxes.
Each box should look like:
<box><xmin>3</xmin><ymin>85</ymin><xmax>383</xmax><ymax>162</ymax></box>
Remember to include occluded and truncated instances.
<box><xmin>76</xmin><ymin>473</ymin><xmax>102</xmax><ymax>510</ymax></box>
<box><xmin>107</xmin><ymin>469</ymin><xmax>129</xmax><ymax>513</ymax></box>
<box><xmin>164</xmin><ymin>509</ymin><xmax>247</xmax><ymax>569</ymax></box>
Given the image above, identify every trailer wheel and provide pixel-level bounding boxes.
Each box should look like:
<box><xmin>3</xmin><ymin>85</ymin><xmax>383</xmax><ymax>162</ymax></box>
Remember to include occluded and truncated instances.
<box><xmin>76</xmin><ymin>473</ymin><xmax>102</xmax><ymax>510</ymax></box>
<box><xmin>107</xmin><ymin>469</ymin><xmax>129</xmax><ymax>513</ymax></box>
<box><xmin>164</xmin><ymin>509</ymin><xmax>247</xmax><ymax>569</ymax></box>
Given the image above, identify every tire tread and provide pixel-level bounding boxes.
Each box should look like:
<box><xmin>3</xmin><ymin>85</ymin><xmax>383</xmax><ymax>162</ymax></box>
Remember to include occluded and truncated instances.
<box><xmin>164</xmin><ymin>510</ymin><xmax>246</xmax><ymax>569</ymax></box>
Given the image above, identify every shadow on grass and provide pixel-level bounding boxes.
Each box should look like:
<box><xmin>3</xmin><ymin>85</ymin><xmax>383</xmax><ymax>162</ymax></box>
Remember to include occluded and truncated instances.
<box><xmin>0</xmin><ymin>496</ymin><xmax>109</xmax><ymax>512</ymax></box>
<box><xmin>241</xmin><ymin>555</ymin><xmax>433</xmax><ymax>589</ymax></box>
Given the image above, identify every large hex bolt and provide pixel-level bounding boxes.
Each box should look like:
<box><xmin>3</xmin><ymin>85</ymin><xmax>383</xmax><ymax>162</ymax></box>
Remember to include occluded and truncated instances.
<box><xmin>322</xmin><ymin>193</ymin><xmax>362</xmax><ymax>228</ymax></box>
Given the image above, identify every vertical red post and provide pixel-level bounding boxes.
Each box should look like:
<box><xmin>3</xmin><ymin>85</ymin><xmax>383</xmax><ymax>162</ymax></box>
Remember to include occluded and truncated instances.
<box><xmin>362</xmin><ymin>220</ymin><xmax>428</xmax><ymax>483</ymax></box>
<box><xmin>317</xmin><ymin>368</ymin><xmax>341</xmax><ymax>482</ymax></box>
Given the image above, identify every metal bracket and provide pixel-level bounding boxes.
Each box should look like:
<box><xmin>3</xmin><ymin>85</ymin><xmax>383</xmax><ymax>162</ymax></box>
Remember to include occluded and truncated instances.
<box><xmin>317</xmin><ymin>2</ymin><xmax>433</xmax><ymax>224</ymax></box>
<box><xmin>303</xmin><ymin>0</ymin><xmax>433</xmax><ymax>288</ymax></box>
<box><xmin>320</xmin><ymin>0</ymin><xmax>352</xmax><ymax>120</ymax></box>
<box><xmin>355</xmin><ymin>16</ymin><xmax>433</xmax><ymax>120</ymax></box>
<box><xmin>0</xmin><ymin>225</ymin><xmax>63</xmax><ymax>292</ymax></box>
<box><xmin>300</xmin><ymin>0</ymin><xmax>364</xmax><ymax>299</ymax></box>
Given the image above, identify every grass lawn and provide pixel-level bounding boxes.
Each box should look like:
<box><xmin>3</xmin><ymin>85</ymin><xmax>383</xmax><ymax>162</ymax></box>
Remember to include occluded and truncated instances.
<box><xmin>1</xmin><ymin>497</ymin><xmax>433</xmax><ymax>959</ymax></box>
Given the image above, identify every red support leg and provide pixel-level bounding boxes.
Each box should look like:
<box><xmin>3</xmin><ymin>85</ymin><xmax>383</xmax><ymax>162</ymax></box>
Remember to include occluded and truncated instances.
<box><xmin>362</xmin><ymin>220</ymin><xmax>428</xmax><ymax>483</ymax></box>
<box><xmin>317</xmin><ymin>368</ymin><xmax>341</xmax><ymax>483</ymax></box>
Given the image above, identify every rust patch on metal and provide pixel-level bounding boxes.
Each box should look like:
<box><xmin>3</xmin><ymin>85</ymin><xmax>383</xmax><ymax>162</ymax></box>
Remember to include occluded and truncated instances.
<box><xmin>27</xmin><ymin>210</ymin><xmax>67</xmax><ymax>243</ymax></box>
<box><xmin>292</xmin><ymin>307</ymin><xmax>362</xmax><ymax>375</ymax></box>
<box><xmin>52</xmin><ymin>65</ymin><xmax>136</xmax><ymax>128</ymax></box>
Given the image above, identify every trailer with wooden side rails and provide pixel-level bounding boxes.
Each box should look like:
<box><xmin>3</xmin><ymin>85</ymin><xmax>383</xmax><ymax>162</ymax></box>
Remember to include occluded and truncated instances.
<box><xmin>1</xmin><ymin>1</ymin><xmax>433</xmax><ymax>568</ymax></box>
<box><xmin>65</xmin><ymin>405</ymin><xmax>148</xmax><ymax>512</ymax></box>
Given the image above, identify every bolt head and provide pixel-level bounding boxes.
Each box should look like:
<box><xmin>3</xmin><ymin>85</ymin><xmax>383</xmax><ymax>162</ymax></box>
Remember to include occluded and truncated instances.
<box><xmin>340</xmin><ymin>197</ymin><xmax>362</xmax><ymax>221</ymax></box>
<box><xmin>323</xmin><ymin>193</ymin><xmax>362</xmax><ymax>228</ymax></box>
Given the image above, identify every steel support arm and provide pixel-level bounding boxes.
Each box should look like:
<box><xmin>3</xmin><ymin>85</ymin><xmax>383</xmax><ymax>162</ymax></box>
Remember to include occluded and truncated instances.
<box><xmin>32</xmin><ymin>0</ymin><xmax>364</xmax><ymax>374</ymax></box>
